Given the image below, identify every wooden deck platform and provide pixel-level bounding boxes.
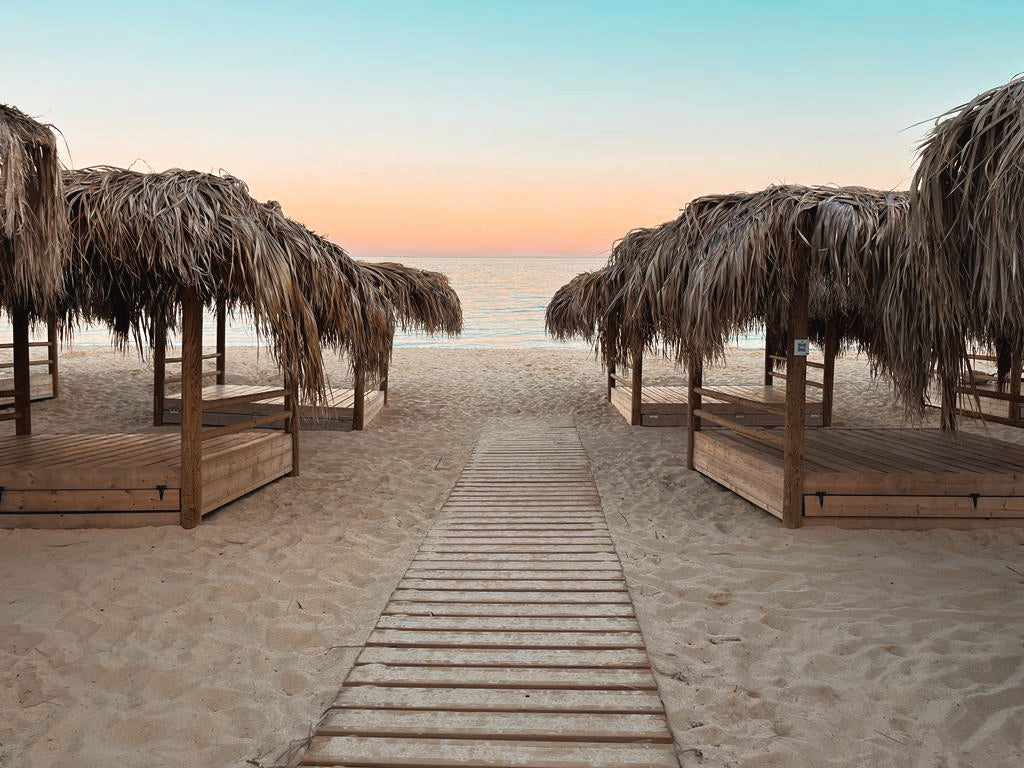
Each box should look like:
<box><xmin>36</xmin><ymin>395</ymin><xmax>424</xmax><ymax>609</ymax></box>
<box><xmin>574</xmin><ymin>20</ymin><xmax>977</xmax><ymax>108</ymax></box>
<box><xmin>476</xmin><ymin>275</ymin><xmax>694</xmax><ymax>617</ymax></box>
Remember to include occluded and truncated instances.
<box><xmin>298</xmin><ymin>423</ymin><xmax>676</xmax><ymax>766</ymax></box>
<box><xmin>611</xmin><ymin>383</ymin><xmax>823</xmax><ymax>427</ymax></box>
<box><xmin>0</xmin><ymin>372</ymin><xmax>54</xmax><ymax>403</ymax></box>
<box><xmin>0</xmin><ymin>431</ymin><xmax>292</xmax><ymax>528</ymax></box>
<box><xmin>162</xmin><ymin>384</ymin><xmax>384</xmax><ymax>431</ymax></box>
<box><xmin>694</xmin><ymin>428</ymin><xmax>1024</xmax><ymax>528</ymax></box>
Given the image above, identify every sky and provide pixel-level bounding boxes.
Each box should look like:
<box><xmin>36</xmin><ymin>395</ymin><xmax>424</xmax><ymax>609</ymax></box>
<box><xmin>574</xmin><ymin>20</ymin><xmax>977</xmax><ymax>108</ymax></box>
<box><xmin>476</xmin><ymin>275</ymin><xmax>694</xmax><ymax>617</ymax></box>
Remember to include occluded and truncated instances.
<box><xmin>4</xmin><ymin>1</ymin><xmax>1024</xmax><ymax>258</ymax></box>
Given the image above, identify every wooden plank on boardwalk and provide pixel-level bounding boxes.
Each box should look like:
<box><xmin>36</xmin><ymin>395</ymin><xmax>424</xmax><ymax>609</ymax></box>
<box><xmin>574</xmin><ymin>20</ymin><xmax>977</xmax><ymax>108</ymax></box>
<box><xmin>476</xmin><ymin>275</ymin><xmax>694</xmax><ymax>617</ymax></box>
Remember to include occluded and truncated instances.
<box><xmin>419</xmin><ymin>545</ymin><xmax>615</xmax><ymax>554</ymax></box>
<box><xmin>410</xmin><ymin>559</ymin><xmax>620</xmax><ymax>570</ymax></box>
<box><xmin>301</xmin><ymin>737</ymin><xmax>677</xmax><ymax>767</ymax></box>
<box><xmin>398</xmin><ymin>579</ymin><xmax>625</xmax><ymax>592</ymax></box>
<box><xmin>391</xmin><ymin>590</ymin><xmax>631</xmax><ymax>604</ymax></box>
<box><xmin>356</xmin><ymin>647</ymin><xmax>650</xmax><ymax>668</ymax></box>
<box><xmin>412</xmin><ymin>552</ymin><xmax>619</xmax><ymax>562</ymax></box>
<box><xmin>316</xmin><ymin>709</ymin><xmax>671</xmax><ymax>742</ymax></box>
<box><xmin>345</xmin><ymin>664</ymin><xmax>656</xmax><ymax>691</ymax></box>
<box><xmin>385</xmin><ymin>602</ymin><xmax>636</xmax><ymax>618</ymax></box>
<box><xmin>404</xmin><ymin>570</ymin><xmax>623</xmax><ymax>580</ymax></box>
<box><xmin>367</xmin><ymin>629</ymin><xmax>645</xmax><ymax>649</ymax></box>
<box><xmin>375</xmin><ymin>616</ymin><xmax>640</xmax><ymax>632</ymax></box>
<box><xmin>330</xmin><ymin>686</ymin><xmax>663</xmax><ymax>713</ymax></box>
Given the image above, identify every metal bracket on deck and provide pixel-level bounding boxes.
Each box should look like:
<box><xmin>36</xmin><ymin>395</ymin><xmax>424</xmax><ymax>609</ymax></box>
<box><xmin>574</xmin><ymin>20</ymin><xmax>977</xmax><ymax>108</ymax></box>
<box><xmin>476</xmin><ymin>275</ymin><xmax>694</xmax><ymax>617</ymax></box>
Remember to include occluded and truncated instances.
<box><xmin>156</xmin><ymin>484</ymin><xmax>167</xmax><ymax>501</ymax></box>
<box><xmin>815</xmin><ymin>491</ymin><xmax>826</xmax><ymax>508</ymax></box>
<box><xmin>969</xmin><ymin>493</ymin><xmax>980</xmax><ymax>509</ymax></box>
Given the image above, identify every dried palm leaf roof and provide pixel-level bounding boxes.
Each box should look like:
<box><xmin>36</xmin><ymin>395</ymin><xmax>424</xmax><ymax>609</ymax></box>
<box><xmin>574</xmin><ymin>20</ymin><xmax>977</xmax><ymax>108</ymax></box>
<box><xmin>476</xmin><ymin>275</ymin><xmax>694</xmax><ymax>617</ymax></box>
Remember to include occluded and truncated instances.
<box><xmin>0</xmin><ymin>104</ymin><xmax>69</xmax><ymax>317</ymax></box>
<box><xmin>655</xmin><ymin>185</ymin><xmax>910</xmax><ymax>370</ymax></box>
<box><xmin>545</xmin><ymin>263</ymin><xmax>626</xmax><ymax>348</ymax></box>
<box><xmin>62</xmin><ymin>167</ymin><xmax>329</xmax><ymax>398</ymax></box>
<box><xmin>258</xmin><ymin>202</ymin><xmax>394</xmax><ymax>377</ymax></box>
<box><xmin>904</xmin><ymin>76</ymin><xmax>1024</xmax><ymax>420</ymax></box>
<box><xmin>355</xmin><ymin>260</ymin><xmax>463</xmax><ymax>337</ymax></box>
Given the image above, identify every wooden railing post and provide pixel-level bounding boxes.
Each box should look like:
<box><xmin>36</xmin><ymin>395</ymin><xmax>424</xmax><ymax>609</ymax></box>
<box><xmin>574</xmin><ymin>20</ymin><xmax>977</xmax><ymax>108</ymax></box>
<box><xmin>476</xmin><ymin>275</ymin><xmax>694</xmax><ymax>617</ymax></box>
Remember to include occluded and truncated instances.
<box><xmin>47</xmin><ymin>316</ymin><xmax>59</xmax><ymax>399</ymax></box>
<box><xmin>764</xmin><ymin>325</ymin><xmax>775</xmax><ymax>386</ymax></box>
<box><xmin>380</xmin><ymin>363</ymin><xmax>389</xmax><ymax>406</ymax></box>
<box><xmin>215</xmin><ymin>296</ymin><xmax>226</xmax><ymax>385</ymax></box>
<box><xmin>284</xmin><ymin>373</ymin><xmax>300</xmax><ymax>477</ymax></box>
<box><xmin>822</xmin><ymin>319</ymin><xmax>839</xmax><ymax>427</ymax></box>
<box><xmin>153</xmin><ymin>315</ymin><xmax>167</xmax><ymax>427</ymax></box>
<box><xmin>630</xmin><ymin>349</ymin><xmax>643</xmax><ymax>426</ymax></box>
<box><xmin>12</xmin><ymin>308</ymin><xmax>31</xmax><ymax>435</ymax></box>
<box><xmin>783</xmin><ymin>270</ymin><xmax>809</xmax><ymax>529</ymax></box>
<box><xmin>1011</xmin><ymin>351</ymin><xmax>1023</xmax><ymax>426</ymax></box>
<box><xmin>686</xmin><ymin>356</ymin><xmax>702</xmax><ymax>470</ymax></box>
<box><xmin>180</xmin><ymin>288</ymin><xmax>204</xmax><ymax>528</ymax></box>
<box><xmin>352</xmin><ymin>359</ymin><xmax>366</xmax><ymax>431</ymax></box>
<box><xmin>607</xmin><ymin>361</ymin><xmax>616</xmax><ymax>401</ymax></box>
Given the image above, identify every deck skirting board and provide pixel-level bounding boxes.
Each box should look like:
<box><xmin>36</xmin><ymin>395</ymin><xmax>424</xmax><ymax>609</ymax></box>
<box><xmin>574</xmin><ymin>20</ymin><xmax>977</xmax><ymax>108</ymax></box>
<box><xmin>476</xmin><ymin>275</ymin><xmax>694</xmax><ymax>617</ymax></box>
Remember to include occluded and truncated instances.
<box><xmin>694</xmin><ymin>428</ymin><xmax>1024</xmax><ymax>528</ymax></box>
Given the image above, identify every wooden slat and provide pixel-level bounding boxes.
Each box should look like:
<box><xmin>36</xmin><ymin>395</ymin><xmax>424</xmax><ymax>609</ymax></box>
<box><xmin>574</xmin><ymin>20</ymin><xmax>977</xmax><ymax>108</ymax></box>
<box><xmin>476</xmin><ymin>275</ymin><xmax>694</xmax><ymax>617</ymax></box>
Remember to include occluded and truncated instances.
<box><xmin>330</xmin><ymin>686</ymin><xmax>662</xmax><ymax>713</ymax></box>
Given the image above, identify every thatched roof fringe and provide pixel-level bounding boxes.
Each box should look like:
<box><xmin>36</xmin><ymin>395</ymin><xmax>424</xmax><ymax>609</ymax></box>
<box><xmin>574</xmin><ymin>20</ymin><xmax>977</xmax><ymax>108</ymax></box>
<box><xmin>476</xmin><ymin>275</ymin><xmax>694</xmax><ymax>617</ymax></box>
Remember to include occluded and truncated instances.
<box><xmin>0</xmin><ymin>104</ymin><xmax>69</xmax><ymax>316</ymax></box>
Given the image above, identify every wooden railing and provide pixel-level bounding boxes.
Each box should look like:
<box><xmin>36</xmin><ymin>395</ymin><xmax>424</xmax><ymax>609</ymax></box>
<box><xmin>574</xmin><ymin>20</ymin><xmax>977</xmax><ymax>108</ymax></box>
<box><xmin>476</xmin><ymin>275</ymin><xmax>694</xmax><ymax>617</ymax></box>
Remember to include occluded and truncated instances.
<box><xmin>0</xmin><ymin>319</ymin><xmax>60</xmax><ymax>405</ymax></box>
<box><xmin>948</xmin><ymin>351</ymin><xmax>1023</xmax><ymax>427</ymax></box>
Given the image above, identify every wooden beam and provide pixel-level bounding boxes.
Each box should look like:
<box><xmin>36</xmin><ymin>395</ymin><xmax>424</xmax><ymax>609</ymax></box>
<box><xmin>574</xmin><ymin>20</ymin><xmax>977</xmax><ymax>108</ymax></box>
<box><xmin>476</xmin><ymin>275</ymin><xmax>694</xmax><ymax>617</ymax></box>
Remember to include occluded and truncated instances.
<box><xmin>381</xmin><ymin>362</ymin><xmax>390</xmax><ymax>405</ymax></box>
<box><xmin>1010</xmin><ymin>350</ymin><xmax>1022</xmax><ymax>426</ymax></box>
<box><xmin>783</xmin><ymin>269</ymin><xmax>809</xmax><ymax>528</ymax></box>
<box><xmin>285</xmin><ymin>374</ymin><xmax>300</xmax><ymax>476</ymax></box>
<box><xmin>822</xmin><ymin>319</ymin><xmax>839</xmax><ymax>427</ymax></box>
<box><xmin>607</xmin><ymin>361</ymin><xmax>616</xmax><ymax>401</ymax></box>
<box><xmin>180</xmin><ymin>288</ymin><xmax>204</xmax><ymax>528</ymax></box>
<box><xmin>12</xmin><ymin>308</ymin><xmax>31</xmax><ymax>435</ymax></box>
<box><xmin>352</xmin><ymin>359</ymin><xmax>366</xmax><ymax>431</ymax></box>
<box><xmin>686</xmin><ymin>356</ymin><xmax>702</xmax><ymax>470</ymax></box>
<box><xmin>215</xmin><ymin>295</ymin><xmax>226</xmax><ymax>385</ymax></box>
<box><xmin>153</xmin><ymin>315</ymin><xmax>167</xmax><ymax>427</ymax></box>
<box><xmin>763</xmin><ymin>325</ymin><xmax>775</xmax><ymax>386</ymax></box>
<box><xmin>629</xmin><ymin>349</ymin><xmax>642</xmax><ymax>426</ymax></box>
<box><xmin>47</xmin><ymin>317</ymin><xmax>59</xmax><ymax>399</ymax></box>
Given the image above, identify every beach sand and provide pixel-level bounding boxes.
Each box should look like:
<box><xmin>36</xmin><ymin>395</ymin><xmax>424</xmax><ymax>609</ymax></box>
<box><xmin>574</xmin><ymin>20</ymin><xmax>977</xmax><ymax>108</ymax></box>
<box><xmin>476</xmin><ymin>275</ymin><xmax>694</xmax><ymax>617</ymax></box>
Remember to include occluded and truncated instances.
<box><xmin>1</xmin><ymin>346</ymin><xmax>1022</xmax><ymax>767</ymax></box>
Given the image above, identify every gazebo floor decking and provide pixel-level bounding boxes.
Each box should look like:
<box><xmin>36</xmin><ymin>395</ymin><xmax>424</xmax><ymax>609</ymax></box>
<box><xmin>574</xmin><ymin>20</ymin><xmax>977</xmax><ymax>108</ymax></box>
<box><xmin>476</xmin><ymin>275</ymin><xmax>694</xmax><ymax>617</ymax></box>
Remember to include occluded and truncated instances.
<box><xmin>611</xmin><ymin>383</ymin><xmax>823</xmax><ymax>427</ymax></box>
<box><xmin>297</xmin><ymin>422</ymin><xmax>677</xmax><ymax>766</ymax></box>
<box><xmin>162</xmin><ymin>384</ymin><xmax>384</xmax><ymax>431</ymax></box>
<box><xmin>694</xmin><ymin>427</ymin><xmax>1024</xmax><ymax>528</ymax></box>
<box><xmin>0</xmin><ymin>431</ymin><xmax>292</xmax><ymax>528</ymax></box>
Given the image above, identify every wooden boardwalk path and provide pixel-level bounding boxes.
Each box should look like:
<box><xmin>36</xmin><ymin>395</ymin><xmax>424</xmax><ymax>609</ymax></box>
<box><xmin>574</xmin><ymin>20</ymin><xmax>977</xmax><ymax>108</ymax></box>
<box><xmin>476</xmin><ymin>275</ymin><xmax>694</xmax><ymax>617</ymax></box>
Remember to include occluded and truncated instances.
<box><xmin>300</xmin><ymin>423</ymin><xmax>678</xmax><ymax>767</ymax></box>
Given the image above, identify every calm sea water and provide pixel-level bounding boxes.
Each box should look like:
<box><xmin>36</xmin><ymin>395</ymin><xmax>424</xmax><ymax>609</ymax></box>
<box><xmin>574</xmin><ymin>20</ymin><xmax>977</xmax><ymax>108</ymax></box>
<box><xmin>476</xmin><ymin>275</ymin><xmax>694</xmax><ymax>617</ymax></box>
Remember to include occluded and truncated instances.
<box><xmin>1</xmin><ymin>257</ymin><xmax>766</xmax><ymax>350</ymax></box>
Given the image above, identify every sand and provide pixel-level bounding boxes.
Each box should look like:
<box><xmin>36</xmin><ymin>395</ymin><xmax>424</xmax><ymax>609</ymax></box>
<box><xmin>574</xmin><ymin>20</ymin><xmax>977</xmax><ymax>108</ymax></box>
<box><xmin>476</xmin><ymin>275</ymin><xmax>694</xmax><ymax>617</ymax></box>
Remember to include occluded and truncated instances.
<box><xmin>1</xmin><ymin>346</ymin><xmax>1022</xmax><ymax>767</ymax></box>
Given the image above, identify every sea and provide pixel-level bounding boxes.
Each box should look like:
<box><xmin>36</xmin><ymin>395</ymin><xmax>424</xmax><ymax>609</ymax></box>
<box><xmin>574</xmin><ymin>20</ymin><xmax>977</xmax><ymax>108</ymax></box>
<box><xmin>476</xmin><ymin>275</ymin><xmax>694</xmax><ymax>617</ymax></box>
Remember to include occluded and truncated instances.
<box><xmin>2</xmin><ymin>257</ymin><xmax>766</xmax><ymax>350</ymax></box>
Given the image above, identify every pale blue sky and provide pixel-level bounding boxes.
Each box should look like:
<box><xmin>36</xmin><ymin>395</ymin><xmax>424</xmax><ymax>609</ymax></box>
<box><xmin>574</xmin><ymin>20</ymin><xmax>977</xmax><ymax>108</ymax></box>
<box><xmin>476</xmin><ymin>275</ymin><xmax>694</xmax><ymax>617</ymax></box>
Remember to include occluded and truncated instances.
<box><xmin>3</xmin><ymin>1</ymin><xmax>1022</xmax><ymax>256</ymax></box>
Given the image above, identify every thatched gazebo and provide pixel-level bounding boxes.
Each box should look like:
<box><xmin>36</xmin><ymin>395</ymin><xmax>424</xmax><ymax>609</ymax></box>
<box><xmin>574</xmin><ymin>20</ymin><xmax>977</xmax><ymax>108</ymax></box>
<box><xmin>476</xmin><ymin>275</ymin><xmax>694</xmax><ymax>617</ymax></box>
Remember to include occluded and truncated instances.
<box><xmin>631</xmin><ymin>182</ymin><xmax>1024</xmax><ymax>529</ymax></box>
<box><xmin>352</xmin><ymin>259</ymin><xmax>463</xmax><ymax>427</ymax></box>
<box><xmin>0</xmin><ymin>104</ymin><xmax>69</xmax><ymax>435</ymax></box>
<box><xmin>904</xmin><ymin>76</ymin><xmax>1024</xmax><ymax>428</ymax></box>
<box><xmin>56</xmin><ymin>166</ymin><xmax>338</xmax><ymax>527</ymax></box>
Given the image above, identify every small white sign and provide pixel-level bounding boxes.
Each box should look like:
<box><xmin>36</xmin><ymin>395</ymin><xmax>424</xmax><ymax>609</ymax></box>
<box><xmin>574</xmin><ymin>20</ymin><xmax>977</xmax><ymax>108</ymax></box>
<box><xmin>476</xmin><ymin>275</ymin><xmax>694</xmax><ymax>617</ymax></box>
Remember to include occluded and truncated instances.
<box><xmin>794</xmin><ymin>339</ymin><xmax>810</xmax><ymax>357</ymax></box>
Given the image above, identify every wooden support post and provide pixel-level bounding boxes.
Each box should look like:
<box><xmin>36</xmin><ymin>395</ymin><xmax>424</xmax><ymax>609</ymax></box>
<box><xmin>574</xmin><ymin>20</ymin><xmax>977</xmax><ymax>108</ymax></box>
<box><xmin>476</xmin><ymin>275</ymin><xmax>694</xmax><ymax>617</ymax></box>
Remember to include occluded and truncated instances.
<box><xmin>821</xmin><ymin>319</ymin><xmax>839</xmax><ymax>428</ymax></box>
<box><xmin>1010</xmin><ymin>350</ymin><xmax>1022</xmax><ymax>426</ymax></box>
<box><xmin>380</xmin><ymin>363</ymin><xmax>389</xmax><ymax>405</ymax></box>
<box><xmin>153</xmin><ymin>315</ymin><xmax>167</xmax><ymax>427</ymax></box>
<box><xmin>180</xmin><ymin>288</ymin><xmax>204</xmax><ymax>529</ymax></box>
<box><xmin>352</xmin><ymin>359</ymin><xmax>366</xmax><ymax>431</ymax></box>
<box><xmin>47</xmin><ymin>317</ymin><xmax>59</xmax><ymax>399</ymax></box>
<box><xmin>607</xmin><ymin>361</ymin><xmax>616</xmax><ymax>401</ymax></box>
<box><xmin>12</xmin><ymin>308</ymin><xmax>31</xmax><ymax>435</ymax></box>
<box><xmin>763</xmin><ymin>325</ymin><xmax>775</xmax><ymax>386</ymax></box>
<box><xmin>782</xmin><ymin>272</ymin><xmax>809</xmax><ymax>529</ymax></box>
<box><xmin>630</xmin><ymin>349</ymin><xmax>643</xmax><ymax>426</ymax></box>
<box><xmin>284</xmin><ymin>374</ymin><xmax>300</xmax><ymax>477</ymax></box>
<box><xmin>686</xmin><ymin>356</ymin><xmax>702</xmax><ymax>470</ymax></box>
<box><xmin>215</xmin><ymin>296</ymin><xmax>226</xmax><ymax>385</ymax></box>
